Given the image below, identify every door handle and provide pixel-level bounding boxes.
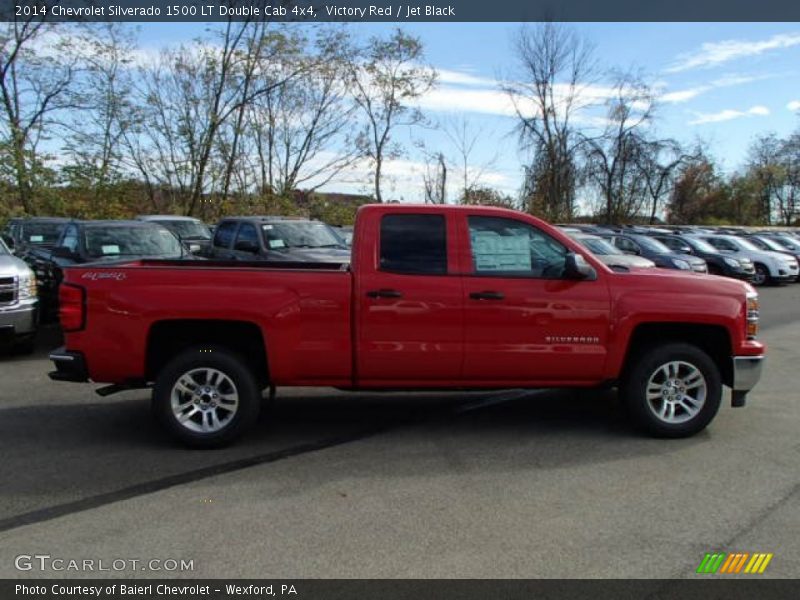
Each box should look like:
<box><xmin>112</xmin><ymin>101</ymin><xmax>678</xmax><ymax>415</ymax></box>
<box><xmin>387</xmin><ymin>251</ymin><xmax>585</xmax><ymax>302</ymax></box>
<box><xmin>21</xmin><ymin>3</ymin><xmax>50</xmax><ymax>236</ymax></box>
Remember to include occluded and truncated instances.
<box><xmin>469</xmin><ymin>291</ymin><xmax>505</xmax><ymax>301</ymax></box>
<box><xmin>366</xmin><ymin>289</ymin><xmax>403</xmax><ymax>299</ymax></box>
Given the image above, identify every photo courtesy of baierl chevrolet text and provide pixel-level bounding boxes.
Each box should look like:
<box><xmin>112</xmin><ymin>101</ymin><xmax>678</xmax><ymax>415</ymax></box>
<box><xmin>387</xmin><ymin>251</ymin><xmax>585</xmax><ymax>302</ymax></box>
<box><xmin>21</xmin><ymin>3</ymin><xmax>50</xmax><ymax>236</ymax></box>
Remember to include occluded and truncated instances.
<box><xmin>1</xmin><ymin>0</ymin><xmax>799</xmax><ymax>598</ymax></box>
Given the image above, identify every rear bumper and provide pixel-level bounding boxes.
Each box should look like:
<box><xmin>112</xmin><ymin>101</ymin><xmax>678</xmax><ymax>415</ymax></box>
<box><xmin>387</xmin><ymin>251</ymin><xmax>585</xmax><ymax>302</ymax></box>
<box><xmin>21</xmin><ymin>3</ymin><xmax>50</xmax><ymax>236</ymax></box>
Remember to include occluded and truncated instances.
<box><xmin>48</xmin><ymin>347</ymin><xmax>89</xmax><ymax>382</ymax></box>
<box><xmin>730</xmin><ymin>355</ymin><xmax>765</xmax><ymax>407</ymax></box>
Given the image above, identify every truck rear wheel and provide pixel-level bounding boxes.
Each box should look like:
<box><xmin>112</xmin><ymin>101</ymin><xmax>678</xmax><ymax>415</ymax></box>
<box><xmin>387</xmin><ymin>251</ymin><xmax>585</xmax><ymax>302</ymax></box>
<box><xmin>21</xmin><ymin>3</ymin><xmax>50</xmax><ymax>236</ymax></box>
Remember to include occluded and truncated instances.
<box><xmin>152</xmin><ymin>345</ymin><xmax>260</xmax><ymax>448</ymax></box>
<box><xmin>621</xmin><ymin>343</ymin><xmax>722</xmax><ymax>438</ymax></box>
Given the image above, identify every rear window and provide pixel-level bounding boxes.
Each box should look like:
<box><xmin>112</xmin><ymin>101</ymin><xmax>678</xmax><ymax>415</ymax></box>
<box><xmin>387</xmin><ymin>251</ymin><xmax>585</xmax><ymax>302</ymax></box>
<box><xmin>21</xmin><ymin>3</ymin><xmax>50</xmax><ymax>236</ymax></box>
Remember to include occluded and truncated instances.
<box><xmin>213</xmin><ymin>221</ymin><xmax>237</xmax><ymax>248</ymax></box>
<box><xmin>379</xmin><ymin>214</ymin><xmax>447</xmax><ymax>275</ymax></box>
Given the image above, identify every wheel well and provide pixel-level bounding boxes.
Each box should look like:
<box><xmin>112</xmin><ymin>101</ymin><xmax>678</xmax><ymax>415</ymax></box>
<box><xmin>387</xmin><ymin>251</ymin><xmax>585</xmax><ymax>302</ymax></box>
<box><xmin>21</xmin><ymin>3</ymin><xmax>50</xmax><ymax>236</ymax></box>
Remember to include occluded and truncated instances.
<box><xmin>146</xmin><ymin>320</ymin><xmax>269</xmax><ymax>386</ymax></box>
<box><xmin>624</xmin><ymin>323</ymin><xmax>733</xmax><ymax>387</ymax></box>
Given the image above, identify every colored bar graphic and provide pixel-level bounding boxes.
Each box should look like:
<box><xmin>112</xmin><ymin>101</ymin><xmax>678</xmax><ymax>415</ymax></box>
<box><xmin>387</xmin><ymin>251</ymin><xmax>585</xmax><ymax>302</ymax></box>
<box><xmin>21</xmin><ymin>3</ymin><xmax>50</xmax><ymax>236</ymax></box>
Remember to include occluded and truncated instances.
<box><xmin>698</xmin><ymin>552</ymin><xmax>773</xmax><ymax>574</ymax></box>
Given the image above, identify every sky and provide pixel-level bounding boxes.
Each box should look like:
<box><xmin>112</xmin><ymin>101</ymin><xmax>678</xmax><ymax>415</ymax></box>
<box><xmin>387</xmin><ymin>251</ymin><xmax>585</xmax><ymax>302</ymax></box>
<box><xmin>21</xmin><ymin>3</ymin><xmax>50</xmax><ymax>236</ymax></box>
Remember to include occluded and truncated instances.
<box><xmin>129</xmin><ymin>22</ymin><xmax>800</xmax><ymax>204</ymax></box>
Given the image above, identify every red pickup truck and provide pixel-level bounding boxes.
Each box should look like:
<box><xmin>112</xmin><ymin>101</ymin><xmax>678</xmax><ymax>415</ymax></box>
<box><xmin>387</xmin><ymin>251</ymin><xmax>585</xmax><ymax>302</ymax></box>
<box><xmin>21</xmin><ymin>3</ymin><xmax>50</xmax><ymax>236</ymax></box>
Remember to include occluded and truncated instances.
<box><xmin>48</xmin><ymin>205</ymin><xmax>765</xmax><ymax>447</ymax></box>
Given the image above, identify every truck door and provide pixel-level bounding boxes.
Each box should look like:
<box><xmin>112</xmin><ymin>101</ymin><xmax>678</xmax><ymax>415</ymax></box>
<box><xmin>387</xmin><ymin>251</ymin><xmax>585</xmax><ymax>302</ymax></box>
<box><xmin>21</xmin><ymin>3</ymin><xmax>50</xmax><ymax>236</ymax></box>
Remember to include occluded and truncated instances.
<box><xmin>459</xmin><ymin>214</ymin><xmax>611</xmax><ymax>383</ymax></box>
<box><xmin>356</xmin><ymin>211</ymin><xmax>463</xmax><ymax>384</ymax></box>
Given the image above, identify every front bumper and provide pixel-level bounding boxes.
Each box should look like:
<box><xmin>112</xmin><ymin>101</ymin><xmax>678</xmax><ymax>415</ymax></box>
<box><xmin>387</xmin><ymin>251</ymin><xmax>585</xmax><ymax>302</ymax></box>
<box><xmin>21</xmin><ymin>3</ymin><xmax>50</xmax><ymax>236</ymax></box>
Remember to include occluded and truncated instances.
<box><xmin>730</xmin><ymin>355</ymin><xmax>765</xmax><ymax>407</ymax></box>
<box><xmin>0</xmin><ymin>298</ymin><xmax>38</xmax><ymax>338</ymax></box>
<box><xmin>48</xmin><ymin>347</ymin><xmax>89</xmax><ymax>382</ymax></box>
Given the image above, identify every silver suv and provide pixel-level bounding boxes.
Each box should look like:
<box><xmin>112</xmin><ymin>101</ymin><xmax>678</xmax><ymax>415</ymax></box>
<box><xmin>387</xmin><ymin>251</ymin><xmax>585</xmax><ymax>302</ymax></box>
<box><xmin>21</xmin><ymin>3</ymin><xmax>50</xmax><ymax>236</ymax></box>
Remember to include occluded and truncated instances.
<box><xmin>0</xmin><ymin>238</ymin><xmax>38</xmax><ymax>352</ymax></box>
<box><xmin>700</xmin><ymin>234</ymin><xmax>799</xmax><ymax>285</ymax></box>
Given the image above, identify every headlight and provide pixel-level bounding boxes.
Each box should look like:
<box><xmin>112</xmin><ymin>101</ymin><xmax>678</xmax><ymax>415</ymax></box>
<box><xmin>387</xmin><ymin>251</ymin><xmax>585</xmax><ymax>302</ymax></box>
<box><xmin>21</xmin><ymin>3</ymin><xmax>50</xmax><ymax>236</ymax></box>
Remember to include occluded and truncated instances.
<box><xmin>723</xmin><ymin>257</ymin><xmax>740</xmax><ymax>268</ymax></box>
<box><xmin>17</xmin><ymin>273</ymin><xmax>37</xmax><ymax>300</ymax></box>
<box><xmin>672</xmin><ymin>259</ymin><xmax>691</xmax><ymax>270</ymax></box>
<box><xmin>746</xmin><ymin>293</ymin><xmax>759</xmax><ymax>339</ymax></box>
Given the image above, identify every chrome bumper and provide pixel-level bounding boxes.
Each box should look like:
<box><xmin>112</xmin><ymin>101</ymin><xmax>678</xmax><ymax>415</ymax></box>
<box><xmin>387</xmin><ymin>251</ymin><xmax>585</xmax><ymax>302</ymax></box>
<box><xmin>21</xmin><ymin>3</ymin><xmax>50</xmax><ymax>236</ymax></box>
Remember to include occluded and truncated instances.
<box><xmin>0</xmin><ymin>298</ymin><xmax>38</xmax><ymax>336</ymax></box>
<box><xmin>731</xmin><ymin>355</ymin><xmax>765</xmax><ymax>407</ymax></box>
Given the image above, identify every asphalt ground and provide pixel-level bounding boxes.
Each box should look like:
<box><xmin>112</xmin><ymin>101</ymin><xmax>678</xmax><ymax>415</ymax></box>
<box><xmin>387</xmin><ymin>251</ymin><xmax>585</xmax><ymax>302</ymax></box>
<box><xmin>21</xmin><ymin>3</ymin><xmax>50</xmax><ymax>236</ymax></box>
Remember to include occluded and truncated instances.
<box><xmin>0</xmin><ymin>284</ymin><xmax>798</xmax><ymax>579</ymax></box>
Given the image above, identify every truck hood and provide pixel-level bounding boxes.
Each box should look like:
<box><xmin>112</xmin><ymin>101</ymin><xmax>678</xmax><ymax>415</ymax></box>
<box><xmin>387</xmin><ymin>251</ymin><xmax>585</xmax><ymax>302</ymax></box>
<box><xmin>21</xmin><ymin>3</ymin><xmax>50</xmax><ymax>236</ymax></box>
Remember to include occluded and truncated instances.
<box><xmin>614</xmin><ymin>264</ymin><xmax>754</xmax><ymax>297</ymax></box>
<box><xmin>0</xmin><ymin>254</ymin><xmax>34</xmax><ymax>277</ymax></box>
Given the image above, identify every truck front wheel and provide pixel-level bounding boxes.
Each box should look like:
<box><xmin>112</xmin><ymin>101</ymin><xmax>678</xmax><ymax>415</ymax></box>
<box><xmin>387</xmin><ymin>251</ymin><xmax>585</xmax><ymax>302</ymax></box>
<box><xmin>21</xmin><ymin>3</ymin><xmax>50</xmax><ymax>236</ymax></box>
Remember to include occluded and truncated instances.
<box><xmin>622</xmin><ymin>343</ymin><xmax>722</xmax><ymax>438</ymax></box>
<box><xmin>152</xmin><ymin>346</ymin><xmax>261</xmax><ymax>448</ymax></box>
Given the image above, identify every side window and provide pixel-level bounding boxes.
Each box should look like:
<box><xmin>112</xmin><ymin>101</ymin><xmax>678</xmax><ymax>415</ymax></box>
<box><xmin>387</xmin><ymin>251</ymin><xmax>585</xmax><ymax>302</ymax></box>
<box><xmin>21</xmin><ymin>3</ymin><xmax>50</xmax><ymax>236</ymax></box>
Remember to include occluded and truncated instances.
<box><xmin>213</xmin><ymin>222</ymin><xmax>237</xmax><ymax>248</ymax></box>
<box><xmin>614</xmin><ymin>237</ymin><xmax>638</xmax><ymax>253</ymax></box>
<box><xmin>708</xmin><ymin>238</ymin><xmax>734</xmax><ymax>251</ymax></box>
<box><xmin>379</xmin><ymin>214</ymin><xmax>447</xmax><ymax>275</ymax></box>
<box><xmin>234</xmin><ymin>223</ymin><xmax>259</xmax><ymax>251</ymax></box>
<box><xmin>467</xmin><ymin>216</ymin><xmax>568</xmax><ymax>278</ymax></box>
<box><xmin>61</xmin><ymin>226</ymin><xmax>79</xmax><ymax>252</ymax></box>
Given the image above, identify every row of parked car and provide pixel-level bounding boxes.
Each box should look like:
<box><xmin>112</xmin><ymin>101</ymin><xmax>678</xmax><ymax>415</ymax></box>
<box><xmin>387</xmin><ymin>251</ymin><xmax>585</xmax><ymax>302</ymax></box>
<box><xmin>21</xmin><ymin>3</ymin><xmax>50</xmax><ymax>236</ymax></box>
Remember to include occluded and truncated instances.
<box><xmin>559</xmin><ymin>224</ymin><xmax>800</xmax><ymax>286</ymax></box>
<box><xmin>1</xmin><ymin>212</ymin><xmax>799</xmax><ymax>351</ymax></box>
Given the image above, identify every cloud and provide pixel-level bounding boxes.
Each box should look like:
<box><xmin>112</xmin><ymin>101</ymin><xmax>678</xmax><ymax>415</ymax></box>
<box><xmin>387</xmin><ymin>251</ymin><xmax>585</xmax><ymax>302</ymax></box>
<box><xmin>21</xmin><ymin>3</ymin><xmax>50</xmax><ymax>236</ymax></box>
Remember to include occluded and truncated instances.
<box><xmin>666</xmin><ymin>32</ymin><xmax>800</xmax><ymax>73</ymax></box>
<box><xmin>788</xmin><ymin>100</ymin><xmax>800</xmax><ymax>112</ymax></box>
<box><xmin>659</xmin><ymin>74</ymin><xmax>774</xmax><ymax>104</ymax></box>
<box><xmin>688</xmin><ymin>105</ymin><xmax>770</xmax><ymax>125</ymax></box>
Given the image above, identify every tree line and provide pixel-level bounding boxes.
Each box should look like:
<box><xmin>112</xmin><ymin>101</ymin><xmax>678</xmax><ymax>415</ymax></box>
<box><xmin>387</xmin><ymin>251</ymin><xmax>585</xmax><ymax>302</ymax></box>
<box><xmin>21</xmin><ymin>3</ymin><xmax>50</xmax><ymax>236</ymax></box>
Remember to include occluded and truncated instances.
<box><xmin>1</xmin><ymin>18</ymin><xmax>798</xmax><ymax>226</ymax></box>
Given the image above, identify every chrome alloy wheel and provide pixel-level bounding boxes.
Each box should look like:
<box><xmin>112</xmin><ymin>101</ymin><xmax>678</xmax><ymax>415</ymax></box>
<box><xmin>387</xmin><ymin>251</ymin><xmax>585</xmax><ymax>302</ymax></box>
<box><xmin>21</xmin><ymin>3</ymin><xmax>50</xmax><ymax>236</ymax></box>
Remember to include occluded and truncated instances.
<box><xmin>170</xmin><ymin>368</ymin><xmax>239</xmax><ymax>433</ymax></box>
<box><xmin>645</xmin><ymin>360</ymin><xmax>707</xmax><ymax>424</ymax></box>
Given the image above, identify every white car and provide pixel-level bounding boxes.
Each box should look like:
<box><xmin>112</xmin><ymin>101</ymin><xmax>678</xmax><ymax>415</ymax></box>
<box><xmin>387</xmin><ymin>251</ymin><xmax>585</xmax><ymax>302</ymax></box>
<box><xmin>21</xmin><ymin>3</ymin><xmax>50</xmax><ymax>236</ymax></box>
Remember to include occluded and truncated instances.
<box><xmin>569</xmin><ymin>233</ymin><xmax>656</xmax><ymax>270</ymax></box>
<box><xmin>0</xmin><ymin>238</ymin><xmax>38</xmax><ymax>352</ymax></box>
<box><xmin>700</xmin><ymin>234</ymin><xmax>799</xmax><ymax>285</ymax></box>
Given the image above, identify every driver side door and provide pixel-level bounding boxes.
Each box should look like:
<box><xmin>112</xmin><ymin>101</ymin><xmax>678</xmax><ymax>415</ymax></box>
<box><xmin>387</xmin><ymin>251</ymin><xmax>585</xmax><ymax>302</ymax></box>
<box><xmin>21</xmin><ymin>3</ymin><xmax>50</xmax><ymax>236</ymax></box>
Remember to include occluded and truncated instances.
<box><xmin>460</xmin><ymin>214</ymin><xmax>611</xmax><ymax>384</ymax></box>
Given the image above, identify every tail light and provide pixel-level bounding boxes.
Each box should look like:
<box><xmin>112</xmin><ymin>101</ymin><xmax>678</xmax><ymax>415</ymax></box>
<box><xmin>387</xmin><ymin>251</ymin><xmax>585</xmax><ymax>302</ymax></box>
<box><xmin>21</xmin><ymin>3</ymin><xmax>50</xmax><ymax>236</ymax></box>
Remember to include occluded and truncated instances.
<box><xmin>59</xmin><ymin>283</ymin><xmax>86</xmax><ymax>332</ymax></box>
<box><xmin>746</xmin><ymin>293</ymin><xmax>759</xmax><ymax>340</ymax></box>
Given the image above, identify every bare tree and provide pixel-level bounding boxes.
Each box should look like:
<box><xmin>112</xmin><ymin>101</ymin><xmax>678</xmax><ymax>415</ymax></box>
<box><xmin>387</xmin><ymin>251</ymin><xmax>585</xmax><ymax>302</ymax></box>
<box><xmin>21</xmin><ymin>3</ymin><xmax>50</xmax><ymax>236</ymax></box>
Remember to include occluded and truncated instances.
<box><xmin>582</xmin><ymin>74</ymin><xmax>655</xmax><ymax>222</ymax></box>
<box><xmin>442</xmin><ymin>115</ymin><xmax>496</xmax><ymax>201</ymax></box>
<box><xmin>637</xmin><ymin>139</ymin><xmax>695</xmax><ymax>224</ymax></box>
<box><xmin>0</xmin><ymin>16</ymin><xmax>79</xmax><ymax>213</ymax></box>
<box><xmin>503</xmin><ymin>22</ymin><xmax>598</xmax><ymax>221</ymax></box>
<box><xmin>348</xmin><ymin>28</ymin><xmax>437</xmax><ymax>202</ymax></box>
<box><xmin>421</xmin><ymin>150</ymin><xmax>447</xmax><ymax>204</ymax></box>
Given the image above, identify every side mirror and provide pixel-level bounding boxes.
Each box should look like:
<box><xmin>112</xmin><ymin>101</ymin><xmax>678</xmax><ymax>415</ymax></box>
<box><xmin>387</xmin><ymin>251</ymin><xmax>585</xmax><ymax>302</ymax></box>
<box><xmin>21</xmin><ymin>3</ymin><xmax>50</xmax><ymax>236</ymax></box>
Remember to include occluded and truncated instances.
<box><xmin>51</xmin><ymin>246</ymin><xmax>76</xmax><ymax>259</ymax></box>
<box><xmin>234</xmin><ymin>240</ymin><xmax>259</xmax><ymax>253</ymax></box>
<box><xmin>564</xmin><ymin>253</ymin><xmax>596</xmax><ymax>280</ymax></box>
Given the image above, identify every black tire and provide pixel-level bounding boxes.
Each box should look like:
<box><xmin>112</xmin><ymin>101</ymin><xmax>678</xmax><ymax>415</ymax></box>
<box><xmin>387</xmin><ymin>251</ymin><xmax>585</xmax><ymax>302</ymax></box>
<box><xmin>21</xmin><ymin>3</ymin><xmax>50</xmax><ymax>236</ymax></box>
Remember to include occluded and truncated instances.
<box><xmin>621</xmin><ymin>343</ymin><xmax>722</xmax><ymax>438</ymax></box>
<box><xmin>752</xmin><ymin>263</ymin><xmax>771</xmax><ymax>286</ymax></box>
<box><xmin>152</xmin><ymin>345</ymin><xmax>261</xmax><ymax>448</ymax></box>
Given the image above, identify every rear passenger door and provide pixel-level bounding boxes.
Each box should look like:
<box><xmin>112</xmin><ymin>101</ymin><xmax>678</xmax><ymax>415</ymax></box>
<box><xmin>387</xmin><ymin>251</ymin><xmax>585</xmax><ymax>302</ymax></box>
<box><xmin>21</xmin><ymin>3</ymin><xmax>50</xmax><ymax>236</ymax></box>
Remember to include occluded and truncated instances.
<box><xmin>356</xmin><ymin>212</ymin><xmax>464</xmax><ymax>384</ymax></box>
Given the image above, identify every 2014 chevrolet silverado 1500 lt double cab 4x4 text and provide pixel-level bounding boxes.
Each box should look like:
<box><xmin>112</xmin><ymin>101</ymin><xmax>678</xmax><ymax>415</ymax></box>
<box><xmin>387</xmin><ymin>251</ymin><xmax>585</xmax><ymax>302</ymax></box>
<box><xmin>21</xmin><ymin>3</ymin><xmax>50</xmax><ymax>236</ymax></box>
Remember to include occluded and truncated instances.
<box><xmin>48</xmin><ymin>205</ymin><xmax>765</xmax><ymax>447</ymax></box>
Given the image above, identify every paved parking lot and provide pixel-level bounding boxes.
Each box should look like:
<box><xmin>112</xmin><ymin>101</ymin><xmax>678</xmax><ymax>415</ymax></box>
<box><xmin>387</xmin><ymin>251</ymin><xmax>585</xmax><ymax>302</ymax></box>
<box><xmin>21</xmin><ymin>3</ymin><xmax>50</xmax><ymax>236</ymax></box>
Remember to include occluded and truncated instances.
<box><xmin>0</xmin><ymin>285</ymin><xmax>799</xmax><ymax>579</ymax></box>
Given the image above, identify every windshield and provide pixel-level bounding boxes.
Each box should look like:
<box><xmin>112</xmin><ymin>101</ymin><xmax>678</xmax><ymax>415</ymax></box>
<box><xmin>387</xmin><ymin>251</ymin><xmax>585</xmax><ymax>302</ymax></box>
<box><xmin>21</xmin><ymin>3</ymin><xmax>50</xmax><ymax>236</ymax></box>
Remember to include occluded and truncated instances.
<box><xmin>260</xmin><ymin>221</ymin><xmax>344</xmax><ymax>249</ymax></box>
<box><xmin>754</xmin><ymin>236</ymin><xmax>789</xmax><ymax>252</ymax></box>
<box><xmin>683</xmin><ymin>237</ymin><xmax>717</xmax><ymax>253</ymax></box>
<box><xmin>0</xmin><ymin>238</ymin><xmax>9</xmax><ymax>254</ymax></box>
<box><xmin>21</xmin><ymin>221</ymin><xmax>66</xmax><ymax>245</ymax></box>
<box><xmin>732</xmin><ymin>237</ymin><xmax>761</xmax><ymax>252</ymax></box>
<box><xmin>633</xmin><ymin>235</ymin><xmax>671</xmax><ymax>253</ymax></box>
<box><xmin>579</xmin><ymin>237</ymin><xmax>619</xmax><ymax>255</ymax></box>
<box><xmin>155</xmin><ymin>220</ymin><xmax>211</xmax><ymax>240</ymax></box>
<box><xmin>84</xmin><ymin>226</ymin><xmax>183</xmax><ymax>259</ymax></box>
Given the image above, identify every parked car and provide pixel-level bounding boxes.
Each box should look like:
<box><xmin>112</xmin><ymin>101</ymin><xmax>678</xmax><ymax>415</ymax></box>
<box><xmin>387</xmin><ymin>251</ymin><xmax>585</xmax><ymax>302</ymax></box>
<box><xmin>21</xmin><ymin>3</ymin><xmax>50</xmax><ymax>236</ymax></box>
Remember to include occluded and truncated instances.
<box><xmin>0</xmin><ymin>237</ymin><xmax>38</xmax><ymax>353</ymax></box>
<box><xmin>49</xmin><ymin>204</ymin><xmax>764</xmax><ymax>447</ymax></box>
<box><xmin>137</xmin><ymin>215</ymin><xmax>213</xmax><ymax>257</ymax></box>
<box><xmin>212</xmin><ymin>216</ymin><xmax>351</xmax><ymax>263</ymax></box>
<box><xmin>568</xmin><ymin>233</ymin><xmax>656</xmax><ymax>270</ymax></box>
<box><xmin>740</xmin><ymin>234</ymin><xmax>800</xmax><ymax>282</ymax></box>
<box><xmin>27</xmin><ymin>220</ymin><xmax>191</xmax><ymax>320</ymax></box>
<box><xmin>2</xmin><ymin>217</ymin><xmax>69</xmax><ymax>255</ymax></box>
<box><xmin>601</xmin><ymin>233</ymin><xmax>708</xmax><ymax>273</ymax></box>
<box><xmin>699</xmin><ymin>234</ymin><xmax>798</xmax><ymax>286</ymax></box>
<box><xmin>649</xmin><ymin>234</ymin><xmax>755</xmax><ymax>281</ymax></box>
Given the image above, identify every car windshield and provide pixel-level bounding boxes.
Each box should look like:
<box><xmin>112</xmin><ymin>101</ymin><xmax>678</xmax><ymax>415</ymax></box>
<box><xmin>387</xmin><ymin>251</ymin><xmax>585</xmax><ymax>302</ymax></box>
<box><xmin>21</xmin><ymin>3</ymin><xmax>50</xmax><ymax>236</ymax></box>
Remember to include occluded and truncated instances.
<box><xmin>683</xmin><ymin>237</ymin><xmax>717</xmax><ymax>253</ymax></box>
<box><xmin>732</xmin><ymin>237</ymin><xmax>761</xmax><ymax>252</ymax></box>
<box><xmin>155</xmin><ymin>220</ymin><xmax>211</xmax><ymax>240</ymax></box>
<box><xmin>633</xmin><ymin>235</ymin><xmax>670</xmax><ymax>253</ymax></box>
<box><xmin>84</xmin><ymin>226</ymin><xmax>184</xmax><ymax>258</ymax></box>
<box><xmin>0</xmin><ymin>238</ymin><xmax>9</xmax><ymax>254</ymax></box>
<box><xmin>579</xmin><ymin>237</ymin><xmax>619</xmax><ymax>255</ymax></box>
<box><xmin>260</xmin><ymin>221</ymin><xmax>344</xmax><ymax>249</ymax></box>
<box><xmin>21</xmin><ymin>221</ymin><xmax>65</xmax><ymax>245</ymax></box>
<box><xmin>755</xmin><ymin>236</ymin><xmax>789</xmax><ymax>252</ymax></box>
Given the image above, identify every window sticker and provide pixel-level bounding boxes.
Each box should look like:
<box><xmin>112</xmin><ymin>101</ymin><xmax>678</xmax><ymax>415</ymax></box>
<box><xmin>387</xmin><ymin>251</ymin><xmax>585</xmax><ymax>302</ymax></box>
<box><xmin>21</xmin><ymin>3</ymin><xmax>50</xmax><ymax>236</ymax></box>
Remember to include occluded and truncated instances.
<box><xmin>471</xmin><ymin>231</ymin><xmax>531</xmax><ymax>271</ymax></box>
<box><xmin>29</xmin><ymin>235</ymin><xmax>44</xmax><ymax>242</ymax></box>
<box><xmin>102</xmin><ymin>245</ymin><xmax>121</xmax><ymax>254</ymax></box>
<box><xmin>268</xmin><ymin>239</ymin><xmax>286</xmax><ymax>249</ymax></box>
<box><xmin>262</xmin><ymin>225</ymin><xmax>273</xmax><ymax>230</ymax></box>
